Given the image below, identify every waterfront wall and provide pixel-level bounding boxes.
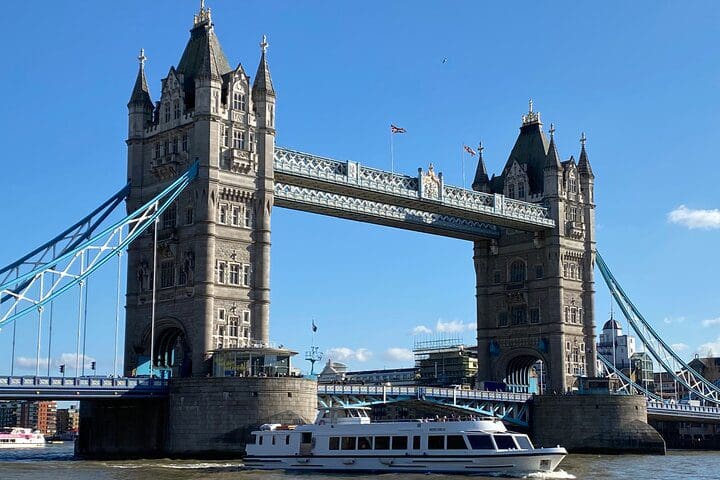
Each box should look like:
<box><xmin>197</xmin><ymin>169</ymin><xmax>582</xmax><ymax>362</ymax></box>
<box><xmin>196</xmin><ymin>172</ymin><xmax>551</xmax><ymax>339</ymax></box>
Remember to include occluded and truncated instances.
<box><xmin>76</xmin><ymin>398</ymin><xmax>167</xmax><ymax>458</ymax></box>
<box><xmin>530</xmin><ymin>394</ymin><xmax>666</xmax><ymax>454</ymax></box>
<box><xmin>165</xmin><ymin>376</ymin><xmax>317</xmax><ymax>457</ymax></box>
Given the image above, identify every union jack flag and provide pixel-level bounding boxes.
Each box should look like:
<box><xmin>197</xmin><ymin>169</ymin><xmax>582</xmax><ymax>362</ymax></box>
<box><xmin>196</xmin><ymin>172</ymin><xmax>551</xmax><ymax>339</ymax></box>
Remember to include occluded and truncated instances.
<box><xmin>464</xmin><ymin>145</ymin><xmax>476</xmax><ymax>156</ymax></box>
<box><xmin>390</xmin><ymin>124</ymin><xmax>406</xmax><ymax>134</ymax></box>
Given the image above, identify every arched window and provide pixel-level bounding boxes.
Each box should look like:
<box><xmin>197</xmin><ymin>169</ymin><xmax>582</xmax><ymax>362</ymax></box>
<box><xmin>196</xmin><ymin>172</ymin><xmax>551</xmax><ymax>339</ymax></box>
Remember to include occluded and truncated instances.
<box><xmin>173</xmin><ymin>99</ymin><xmax>180</xmax><ymax>120</ymax></box>
<box><xmin>518</xmin><ymin>183</ymin><xmax>525</xmax><ymax>198</ymax></box>
<box><xmin>510</xmin><ymin>260</ymin><xmax>526</xmax><ymax>283</ymax></box>
<box><xmin>508</xmin><ymin>184</ymin><xmax>515</xmax><ymax>198</ymax></box>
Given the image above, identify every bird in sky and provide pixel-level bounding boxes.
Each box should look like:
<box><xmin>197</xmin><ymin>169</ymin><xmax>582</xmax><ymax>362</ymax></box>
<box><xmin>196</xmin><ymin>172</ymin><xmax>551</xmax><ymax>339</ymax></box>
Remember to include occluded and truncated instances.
<box><xmin>442</xmin><ymin>58</ymin><xmax>448</xmax><ymax>64</ymax></box>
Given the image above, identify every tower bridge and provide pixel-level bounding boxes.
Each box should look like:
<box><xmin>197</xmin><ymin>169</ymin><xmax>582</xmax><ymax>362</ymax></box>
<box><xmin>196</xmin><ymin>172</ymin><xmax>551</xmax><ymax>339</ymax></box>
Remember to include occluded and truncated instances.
<box><xmin>1</xmin><ymin>2</ymin><xmax>720</xmax><ymax>456</ymax></box>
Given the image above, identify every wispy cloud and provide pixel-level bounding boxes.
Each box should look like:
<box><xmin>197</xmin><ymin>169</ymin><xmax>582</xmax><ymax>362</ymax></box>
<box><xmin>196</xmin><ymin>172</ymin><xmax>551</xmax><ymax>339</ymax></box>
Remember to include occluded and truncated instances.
<box><xmin>668</xmin><ymin>205</ymin><xmax>720</xmax><ymax>230</ymax></box>
<box><xmin>436</xmin><ymin>319</ymin><xmax>474</xmax><ymax>333</ymax></box>
<box><xmin>671</xmin><ymin>343</ymin><xmax>689</xmax><ymax>352</ymax></box>
<box><xmin>702</xmin><ymin>317</ymin><xmax>720</xmax><ymax>328</ymax></box>
<box><xmin>411</xmin><ymin>325</ymin><xmax>432</xmax><ymax>335</ymax></box>
<box><xmin>697</xmin><ymin>337</ymin><xmax>720</xmax><ymax>357</ymax></box>
<box><xmin>383</xmin><ymin>348</ymin><xmax>414</xmax><ymax>362</ymax></box>
<box><xmin>663</xmin><ymin>316</ymin><xmax>686</xmax><ymax>325</ymax></box>
<box><xmin>326</xmin><ymin>347</ymin><xmax>372</xmax><ymax>363</ymax></box>
<box><xmin>14</xmin><ymin>353</ymin><xmax>96</xmax><ymax>372</ymax></box>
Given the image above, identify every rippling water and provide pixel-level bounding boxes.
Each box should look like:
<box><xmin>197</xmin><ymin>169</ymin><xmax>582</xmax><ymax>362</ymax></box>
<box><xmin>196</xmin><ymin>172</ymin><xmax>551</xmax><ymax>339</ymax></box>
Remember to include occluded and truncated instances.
<box><xmin>1</xmin><ymin>443</ymin><xmax>719</xmax><ymax>480</ymax></box>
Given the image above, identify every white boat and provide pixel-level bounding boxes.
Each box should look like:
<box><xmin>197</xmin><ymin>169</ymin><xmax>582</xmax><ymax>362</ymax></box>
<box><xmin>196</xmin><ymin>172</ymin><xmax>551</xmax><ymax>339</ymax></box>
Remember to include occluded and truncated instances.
<box><xmin>0</xmin><ymin>427</ymin><xmax>46</xmax><ymax>448</ymax></box>
<box><xmin>245</xmin><ymin>407</ymin><xmax>567</xmax><ymax>475</ymax></box>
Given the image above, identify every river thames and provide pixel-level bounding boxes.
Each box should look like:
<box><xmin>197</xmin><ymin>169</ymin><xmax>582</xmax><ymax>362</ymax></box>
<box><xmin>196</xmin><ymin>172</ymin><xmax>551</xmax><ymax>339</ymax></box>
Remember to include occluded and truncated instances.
<box><xmin>0</xmin><ymin>444</ymin><xmax>718</xmax><ymax>480</ymax></box>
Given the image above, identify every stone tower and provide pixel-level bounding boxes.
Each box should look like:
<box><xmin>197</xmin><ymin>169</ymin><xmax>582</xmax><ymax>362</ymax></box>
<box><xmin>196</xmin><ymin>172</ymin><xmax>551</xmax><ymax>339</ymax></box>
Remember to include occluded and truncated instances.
<box><xmin>124</xmin><ymin>4</ymin><xmax>275</xmax><ymax>376</ymax></box>
<box><xmin>473</xmin><ymin>103</ymin><xmax>597</xmax><ymax>393</ymax></box>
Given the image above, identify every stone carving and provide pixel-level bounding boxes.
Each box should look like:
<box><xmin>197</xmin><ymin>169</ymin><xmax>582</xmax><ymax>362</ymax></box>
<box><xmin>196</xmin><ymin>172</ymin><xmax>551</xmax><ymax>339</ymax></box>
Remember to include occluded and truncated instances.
<box><xmin>136</xmin><ymin>259</ymin><xmax>149</xmax><ymax>292</ymax></box>
<box><xmin>182</xmin><ymin>249</ymin><xmax>195</xmax><ymax>285</ymax></box>
<box><xmin>421</xmin><ymin>164</ymin><xmax>441</xmax><ymax>200</ymax></box>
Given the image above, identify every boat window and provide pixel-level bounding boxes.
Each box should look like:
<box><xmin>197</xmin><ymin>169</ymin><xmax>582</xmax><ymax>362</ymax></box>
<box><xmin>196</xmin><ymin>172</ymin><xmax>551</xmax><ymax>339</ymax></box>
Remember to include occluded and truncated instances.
<box><xmin>341</xmin><ymin>437</ymin><xmax>357</xmax><ymax>450</ymax></box>
<box><xmin>413</xmin><ymin>435</ymin><xmax>421</xmax><ymax>450</ymax></box>
<box><xmin>358</xmin><ymin>436</ymin><xmax>372</xmax><ymax>450</ymax></box>
<box><xmin>374</xmin><ymin>436</ymin><xmax>390</xmax><ymax>450</ymax></box>
<box><xmin>259</xmin><ymin>436</ymin><xmax>263</xmax><ymax>445</ymax></box>
<box><xmin>493</xmin><ymin>435</ymin><xmax>517</xmax><ymax>450</ymax></box>
<box><xmin>391</xmin><ymin>436</ymin><xmax>407</xmax><ymax>450</ymax></box>
<box><xmin>272</xmin><ymin>435</ymin><xmax>276</xmax><ymax>445</ymax></box>
<box><xmin>329</xmin><ymin>437</ymin><xmax>340</xmax><ymax>450</ymax></box>
<box><xmin>285</xmin><ymin>435</ymin><xmax>290</xmax><ymax>445</ymax></box>
<box><xmin>447</xmin><ymin>435</ymin><xmax>468</xmax><ymax>450</ymax></box>
<box><xmin>302</xmin><ymin>432</ymin><xmax>312</xmax><ymax>444</ymax></box>
<box><xmin>515</xmin><ymin>435</ymin><xmax>533</xmax><ymax>450</ymax></box>
<box><xmin>467</xmin><ymin>435</ymin><xmax>494</xmax><ymax>450</ymax></box>
<box><xmin>428</xmin><ymin>435</ymin><xmax>445</xmax><ymax>450</ymax></box>
<box><xmin>250</xmin><ymin>434</ymin><xmax>257</xmax><ymax>445</ymax></box>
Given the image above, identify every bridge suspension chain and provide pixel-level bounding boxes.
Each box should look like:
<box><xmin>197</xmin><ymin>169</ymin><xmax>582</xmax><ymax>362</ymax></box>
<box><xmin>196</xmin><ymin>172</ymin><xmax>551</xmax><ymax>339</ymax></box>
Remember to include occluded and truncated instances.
<box><xmin>0</xmin><ymin>161</ymin><xmax>199</xmax><ymax>329</ymax></box>
<box><xmin>597</xmin><ymin>252</ymin><xmax>720</xmax><ymax>405</ymax></box>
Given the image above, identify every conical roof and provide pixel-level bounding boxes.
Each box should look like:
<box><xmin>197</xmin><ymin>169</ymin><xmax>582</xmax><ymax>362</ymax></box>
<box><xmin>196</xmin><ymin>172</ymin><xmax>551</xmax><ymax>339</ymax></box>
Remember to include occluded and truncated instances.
<box><xmin>252</xmin><ymin>36</ymin><xmax>275</xmax><ymax>98</ymax></box>
<box><xmin>471</xmin><ymin>144</ymin><xmax>490</xmax><ymax>192</ymax></box>
<box><xmin>578</xmin><ymin>133</ymin><xmax>594</xmax><ymax>178</ymax></box>
<box><xmin>128</xmin><ymin>50</ymin><xmax>152</xmax><ymax>108</ymax></box>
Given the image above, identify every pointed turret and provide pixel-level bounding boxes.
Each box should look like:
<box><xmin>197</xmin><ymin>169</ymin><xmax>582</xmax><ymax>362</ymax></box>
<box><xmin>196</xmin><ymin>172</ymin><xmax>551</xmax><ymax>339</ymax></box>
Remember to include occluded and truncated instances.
<box><xmin>544</xmin><ymin>123</ymin><xmax>562</xmax><ymax>170</ymax></box>
<box><xmin>128</xmin><ymin>49</ymin><xmax>153</xmax><ymax>108</ymax></box>
<box><xmin>472</xmin><ymin>142</ymin><xmax>491</xmax><ymax>193</ymax></box>
<box><xmin>577</xmin><ymin>132</ymin><xmax>594</xmax><ymax>178</ymax></box>
<box><xmin>501</xmin><ymin>100</ymin><xmax>549</xmax><ymax>195</ymax></box>
<box><xmin>252</xmin><ymin>35</ymin><xmax>276</xmax><ymax>99</ymax></box>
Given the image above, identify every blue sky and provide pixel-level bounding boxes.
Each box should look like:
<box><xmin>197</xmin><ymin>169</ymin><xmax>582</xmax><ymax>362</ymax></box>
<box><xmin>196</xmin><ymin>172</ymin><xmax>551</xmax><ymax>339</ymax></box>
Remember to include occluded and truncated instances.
<box><xmin>1</xmin><ymin>1</ymin><xmax>719</xmax><ymax>376</ymax></box>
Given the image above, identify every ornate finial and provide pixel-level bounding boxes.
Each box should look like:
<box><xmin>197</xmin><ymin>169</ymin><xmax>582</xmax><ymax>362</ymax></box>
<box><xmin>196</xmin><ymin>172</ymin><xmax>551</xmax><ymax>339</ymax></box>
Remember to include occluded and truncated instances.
<box><xmin>137</xmin><ymin>48</ymin><xmax>146</xmax><ymax>68</ymax></box>
<box><xmin>194</xmin><ymin>0</ymin><xmax>211</xmax><ymax>25</ymax></box>
<box><xmin>260</xmin><ymin>34</ymin><xmax>269</xmax><ymax>54</ymax></box>
<box><xmin>549</xmin><ymin>123</ymin><xmax>555</xmax><ymax>138</ymax></box>
<box><xmin>580</xmin><ymin>131</ymin><xmax>587</xmax><ymax>147</ymax></box>
<box><xmin>200</xmin><ymin>0</ymin><xmax>205</xmax><ymax>11</ymax></box>
<box><xmin>478</xmin><ymin>141</ymin><xmax>484</xmax><ymax>155</ymax></box>
<box><xmin>521</xmin><ymin>99</ymin><xmax>541</xmax><ymax>125</ymax></box>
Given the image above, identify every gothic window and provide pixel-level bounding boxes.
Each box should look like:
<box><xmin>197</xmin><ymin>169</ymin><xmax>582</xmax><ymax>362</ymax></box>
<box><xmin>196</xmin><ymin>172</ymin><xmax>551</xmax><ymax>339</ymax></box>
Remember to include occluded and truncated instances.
<box><xmin>222</xmin><ymin>125</ymin><xmax>228</xmax><ymax>147</ymax></box>
<box><xmin>162</xmin><ymin>203</ymin><xmax>176</xmax><ymax>229</ymax></box>
<box><xmin>570</xmin><ymin>308</ymin><xmax>577</xmax><ymax>323</ymax></box>
<box><xmin>269</xmin><ymin>105</ymin><xmax>274</xmax><ymax>126</ymax></box>
<box><xmin>497</xmin><ymin>311</ymin><xmax>508</xmax><ymax>327</ymax></box>
<box><xmin>164</xmin><ymin>105</ymin><xmax>170</xmax><ymax>123</ymax></box>
<box><xmin>569</xmin><ymin>176</ymin><xmax>577</xmax><ymax>194</ymax></box>
<box><xmin>242</xmin><ymin>264</ymin><xmax>251</xmax><ymax>287</ymax></box>
<box><xmin>242</xmin><ymin>310</ymin><xmax>251</xmax><ymax>324</ymax></box>
<box><xmin>233</xmin><ymin>92</ymin><xmax>247</xmax><ymax>111</ymax></box>
<box><xmin>564</xmin><ymin>306</ymin><xmax>570</xmax><ymax>323</ymax></box>
<box><xmin>164</xmin><ymin>140</ymin><xmax>170</xmax><ymax>156</ymax></box>
<box><xmin>216</xmin><ymin>261</ymin><xmax>227</xmax><ymax>284</ymax></box>
<box><xmin>518</xmin><ymin>183</ymin><xmax>525</xmax><ymax>198</ymax></box>
<box><xmin>229</xmin><ymin>316</ymin><xmax>239</xmax><ymax>337</ymax></box>
<box><xmin>530</xmin><ymin>308</ymin><xmax>540</xmax><ymax>324</ymax></box>
<box><xmin>229</xmin><ymin>263</ymin><xmax>240</xmax><ymax>285</ymax></box>
<box><xmin>509</xmin><ymin>260</ymin><xmax>526</xmax><ymax>283</ymax></box>
<box><xmin>154</xmin><ymin>143</ymin><xmax>161</xmax><ymax>159</ymax></box>
<box><xmin>535</xmin><ymin>265</ymin><xmax>544</xmax><ymax>279</ymax></box>
<box><xmin>250</xmin><ymin>132</ymin><xmax>255</xmax><ymax>152</ymax></box>
<box><xmin>185</xmin><ymin>207</ymin><xmax>194</xmax><ymax>225</ymax></box>
<box><xmin>218</xmin><ymin>308</ymin><xmax>226</xmax><ymax>323</ymax></box>
<box><xmin>510</xmin><ymin>305</ymin><xmax>527</xmax><ymax>325</ymax></box>
<box><xmin>182</xmin><ymin>133</ymin><xmax>188</xmax><ymax>152</ymax></box>
<box><xmin>218</xmin><ymin>204</ymin><xmax>228</xmax><ymax>224</ymax></box>
<box><xmin>569</xmin><ymin>264</ymin><xmax>576</xmax><ymax>279</ymax></box>
<box><xmin>508</xmin><ymin>184</ymin><xmax>515</xmax><ymax>198</ymax></box>
<box><xmin>233</xmin><ymin>130</ymin><xmax>246</xmax><ymax>149</ymax></box>
<box><xmin>173</xmin><ymin>100</ymin><xmax>180</xmax><ymax>120</ymax></box>
<box><xmin>159</xmin><ymin>261</ymin><xmax>175</xmax><ymax>288</ymax></box>
<box><xmin>244</xmin><ymin>206</ymin><xmax>252</xmax><ymax>228</ymax></box>
<box><xmin>231</xmin><ymin>206</ymin><xmax>240</xmax><ymax>226</ymax></box>
<box><xmin>172</xmin><ymin>137</ymin><xmax>178</xmax><ymax>154</ymax></box>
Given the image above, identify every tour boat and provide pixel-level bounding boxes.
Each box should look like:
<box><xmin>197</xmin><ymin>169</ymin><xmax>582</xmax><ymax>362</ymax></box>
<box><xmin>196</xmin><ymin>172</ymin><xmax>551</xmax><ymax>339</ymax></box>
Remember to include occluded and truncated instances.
<box><xmin>0</xmin><ymin>427</ymin><xmax>46</xmax><ymax>448</ymax></box>
<box><xmin>245</xmin><ymin>407</ymin><xmax>567</xmax><ymax>475</ymax></box>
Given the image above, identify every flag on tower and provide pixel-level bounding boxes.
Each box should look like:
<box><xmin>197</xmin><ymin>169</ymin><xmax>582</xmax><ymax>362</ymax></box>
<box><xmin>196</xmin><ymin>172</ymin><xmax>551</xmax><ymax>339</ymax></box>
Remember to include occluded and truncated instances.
<box><xmin>312</xmin><ymin>319</ymin><xmax>318</xmax><ymax>332</ymax></box>
<box><xmin>390</xmin><ymin>124</ymin><xmax>406</xmax><ymax>134</ymax></box>
<box><xmin>463</xmin><ymin>145</ymin><xmax>477</xmax><ymax>156</ymax></box>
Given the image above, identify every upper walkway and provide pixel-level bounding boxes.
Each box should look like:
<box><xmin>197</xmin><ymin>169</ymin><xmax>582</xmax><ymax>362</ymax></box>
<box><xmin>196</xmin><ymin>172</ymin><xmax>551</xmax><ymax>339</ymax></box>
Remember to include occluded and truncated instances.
<box><xmin>0</xmin><ymin>376</ymin><xmax>168</xmax><ymax>400</ymax></box>
<box><xmin>273</xmin><ymin>147</ymin><xmax>555</xmax><ymax>240</ymax></box>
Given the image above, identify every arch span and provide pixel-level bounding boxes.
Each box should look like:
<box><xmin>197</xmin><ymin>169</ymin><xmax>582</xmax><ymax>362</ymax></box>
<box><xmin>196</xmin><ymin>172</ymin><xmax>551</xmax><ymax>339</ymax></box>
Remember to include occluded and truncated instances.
<box><xmin>495</xmin><ymin>348</ymin><xmax>548</xmax><ymax>394</ymax></box>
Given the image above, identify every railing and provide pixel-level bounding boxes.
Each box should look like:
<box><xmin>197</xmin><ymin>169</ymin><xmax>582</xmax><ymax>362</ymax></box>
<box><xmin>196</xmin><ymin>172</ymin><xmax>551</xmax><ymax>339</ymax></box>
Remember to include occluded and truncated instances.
<box><xmin>317</xmin><ymin>385</ymin><xmax>531</xmax><ymax>403</ymax></box>
<box><xmin>0</xmin><ymin>376</ymin><xmax>168</xmax><ymax>390</ymax></box>
<box><xmin>647</xmin><ymin>400</ymin><xmax>720</xmax><ymax>419</ymax></box>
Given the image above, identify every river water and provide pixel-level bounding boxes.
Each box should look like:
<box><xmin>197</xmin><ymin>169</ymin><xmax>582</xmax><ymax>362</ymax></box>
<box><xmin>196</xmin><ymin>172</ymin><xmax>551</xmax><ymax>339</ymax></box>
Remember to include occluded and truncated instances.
<box><xmin>0</xmin><ymin>443</ymin><xmax>718</xmax><ymax>480</ymax></box>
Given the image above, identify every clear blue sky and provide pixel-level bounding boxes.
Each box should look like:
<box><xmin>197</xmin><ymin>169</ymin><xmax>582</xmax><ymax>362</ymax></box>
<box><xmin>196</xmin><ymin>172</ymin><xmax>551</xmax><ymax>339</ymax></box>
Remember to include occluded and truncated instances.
<box><xmin>1</xmin><ymin>1</ymin><xmax>719</xmax><ymax>376</ymax></box>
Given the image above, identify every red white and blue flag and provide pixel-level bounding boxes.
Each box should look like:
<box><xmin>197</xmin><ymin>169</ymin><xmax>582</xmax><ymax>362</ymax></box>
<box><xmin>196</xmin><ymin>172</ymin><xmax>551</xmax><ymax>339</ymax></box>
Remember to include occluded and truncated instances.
<box><xmin>390</xmin><ymin>124</ymin><xmax>406</xmax><ymax>134</ymax></box>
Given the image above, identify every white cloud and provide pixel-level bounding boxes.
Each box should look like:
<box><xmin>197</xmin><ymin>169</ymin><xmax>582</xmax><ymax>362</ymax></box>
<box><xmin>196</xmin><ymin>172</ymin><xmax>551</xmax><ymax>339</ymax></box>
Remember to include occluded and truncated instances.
<box><xmin>436</xmin><ymin>319</ymin><xmax>472</xmax><ymax>333</ymax></box>
<box><xmin>668</xmin><ymin>205</ymin><xmax>720</xmax><ymax>230</ymax></box>
<box><xmin>383</xmin><ymin>348</ymin><xmax>414</xmax><ymax>362</ymax></box>
<box><xmin>411</xmin><ymin>325</ymin><xmax>432</xmax><ymax>335</ymax></box>
<box><xmin>13</xmin><ymin>353</ymin><xmax>95</xmax><ymax>373</ymax></box>
<box><xmin>57</xmin><ymin>353</ymin><xmax>96</xmax><ymax>369</ymax></box>
<box><xmin>663</xmin><ymin>316</ymin><xmax>686</xmax><ymax>325</ymax></box>
<box><xmin>15</xmin><ymin>356</ymin><xmax>50</xmax><ymax>370</ymax></box>
<box><xmin>326</xmin><ymin>347</ymin><xmax>372</xmax><ymax>363</ymax></box>
<box><xmin>702</xmin><ymin>317</ymin><xmax>720</xmax><ymax>327</ymax></box>
<box><xmin>671</xmin><ymin>343</ymin><xmax>689</xmax><ymax>352</ymax></box>
<box><xmin>697</xmin><ymin>337</ymin><xmax>720</xmax><ymax>357</ymax></box>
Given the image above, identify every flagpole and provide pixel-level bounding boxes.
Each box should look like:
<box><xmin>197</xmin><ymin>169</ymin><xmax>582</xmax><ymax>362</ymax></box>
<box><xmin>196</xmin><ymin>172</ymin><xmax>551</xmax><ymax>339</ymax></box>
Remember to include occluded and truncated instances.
<box><xmin>461</xmin><ymin>144</ymin><xmax>466</xmax><ymax>189</ymax></box>
<box><xmin>390</xmin><ymin>128</ymin><xmax>395</xmax><ymax>173</ymax></box>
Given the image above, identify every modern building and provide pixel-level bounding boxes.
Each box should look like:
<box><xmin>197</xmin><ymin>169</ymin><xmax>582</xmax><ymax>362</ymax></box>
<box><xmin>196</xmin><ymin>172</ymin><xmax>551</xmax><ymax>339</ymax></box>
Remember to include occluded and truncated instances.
<box><xmin>597</xmin><ymin>315</ymin><xmax>636</xmax><ymax>371</ymax></box>
<box><xmin>56</xmin><ymin>405</ymin><xmax>80</xmax><ymax>435</ymax></box>
<box><xmin>0</xmin><ymin>401</ymin><xmax>21</xmax><ymax>428</ymax></box>
<box><xmin>0</xmin><ymin>401</ymin><xmax>57</xmax><ymax>435</ymax></box>
<box><xmin>653</xmin><ymin>371</ymin><xmax>689</xmax><ymax>401</ymax></box>
<box><xmin>211</xmin><ymin>347</ymin><xmax>297</xmax><ymax>377</ymax></box>
<box><xmin>630</xmin><ymin>352</ymin><xmax>654</xmax><ymax>390</ymax></box>
<box><xmin>345</xmin><ymin>368</ymin><xmax>417</xmax><ymax>386</ymax></box>
<box><xmin>688</xmin><ymin>356</ymin><xmax>720</xmax><ymax>385</ymax></box>
<box><xmin>472</xmin><ymin>106</ymin><xmax>597</xmax><ymax>393</ymax></box>
<box><xmin>414</xmin><ymin>339</ymin><xmax>478</xmax><ymax>387</ymax></box>
<box><xmin>124</xmin><ymin>3</ymin><xmax>276</xmax><ymax>377</ymax></box>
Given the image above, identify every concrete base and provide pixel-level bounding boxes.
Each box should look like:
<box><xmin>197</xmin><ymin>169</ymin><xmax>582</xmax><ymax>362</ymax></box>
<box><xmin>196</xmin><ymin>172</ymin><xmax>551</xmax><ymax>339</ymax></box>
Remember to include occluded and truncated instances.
<box><xmin>76</xmin><ymin>398</ymin><xmax>167</xmax><ymax>458</ymax></box>
<box><xmin>165</xmin><ymin>376</ymin><xmax>317</xmax><ymax>457</ymax></box>
<box><xmin>530</xmin><ymin>394</ymin><xmax>666</xmax><ymax>454</ymax></box>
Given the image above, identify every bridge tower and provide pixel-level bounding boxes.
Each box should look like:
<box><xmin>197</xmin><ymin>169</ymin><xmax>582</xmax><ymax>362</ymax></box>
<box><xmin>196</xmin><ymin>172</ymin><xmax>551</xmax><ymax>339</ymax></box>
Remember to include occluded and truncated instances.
<box><xmin>124</xmin><ymin>4</ymin><xmax>275</xmax><ymax>376</ymax></box>
<box><xmin>473</xmin><ymin>104</ymin><xmax>597</xmax><ymax>393</ymax></box>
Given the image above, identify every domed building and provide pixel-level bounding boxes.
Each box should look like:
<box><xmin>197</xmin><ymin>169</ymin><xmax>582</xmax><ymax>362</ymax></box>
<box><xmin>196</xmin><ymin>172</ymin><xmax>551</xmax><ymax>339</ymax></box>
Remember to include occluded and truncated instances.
<box><xmin>597</xmin><ymin>314</ymin><xmax>636</xmax><ymax>372</ymax></box>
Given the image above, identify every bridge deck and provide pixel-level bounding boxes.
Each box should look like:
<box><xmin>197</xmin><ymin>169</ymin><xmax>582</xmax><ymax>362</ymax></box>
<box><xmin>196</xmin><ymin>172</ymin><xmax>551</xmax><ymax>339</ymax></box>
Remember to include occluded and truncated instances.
<box><xmin>0</xmin><ymin>376</ymin><xmax>168</xmax><ymax>400</ymax></box>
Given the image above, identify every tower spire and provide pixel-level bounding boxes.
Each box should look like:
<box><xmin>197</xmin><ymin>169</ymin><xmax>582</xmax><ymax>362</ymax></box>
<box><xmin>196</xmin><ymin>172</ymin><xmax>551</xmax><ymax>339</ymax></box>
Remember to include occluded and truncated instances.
<box><xmin>578</xmin><ymin>131</ymin><xmax>594</xmax><ymax>177</ymax></box>
<box><xmin>252</xmin><ymin>34</ymin><xmax>275</xmax><ymax>98</ymax></box>
<box><xmin>471</xmin><ymin>141</ymin><xmax>491</xmax><ymax>192</ymax></box>
<box><xmin>522</xmin><ymin>98</ymin><xmax>541</xmax><ymax>125</ymax></box>
<box><xmin>544</xmin><ymin>123</ymin><xmax>561</xmax><ymax>169</ymax></box>
<box><xmin>128</xmin><ymin>48</ymin><xmax>152</xmax><ymax>108</ymax></box>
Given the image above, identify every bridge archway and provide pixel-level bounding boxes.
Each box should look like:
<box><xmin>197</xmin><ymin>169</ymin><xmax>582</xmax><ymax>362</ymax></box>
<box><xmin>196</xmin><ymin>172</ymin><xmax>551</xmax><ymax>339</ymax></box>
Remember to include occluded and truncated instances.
<box><xmin>496</xmin><ymin>349</ymin><xmax>548</xmax><ymax>394</ymax></box>
<box><xmin>144</xmin><ymin>317</ymin><xmax>192</xmax><ymax>378</ymax></box>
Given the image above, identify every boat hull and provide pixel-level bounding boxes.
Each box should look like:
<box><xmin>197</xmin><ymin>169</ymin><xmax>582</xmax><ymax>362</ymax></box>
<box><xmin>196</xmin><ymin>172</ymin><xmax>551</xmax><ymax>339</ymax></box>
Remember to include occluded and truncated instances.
<box><xmin>244</xmin><ymin>449</ymin><xmax>566</xmax><ymax>475</ymax></box>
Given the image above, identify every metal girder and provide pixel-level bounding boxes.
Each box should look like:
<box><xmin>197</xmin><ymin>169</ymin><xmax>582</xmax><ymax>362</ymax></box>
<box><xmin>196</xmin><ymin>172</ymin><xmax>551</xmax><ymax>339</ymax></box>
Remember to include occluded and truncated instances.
<box><xmin>597</xmin><ymin>252</ymin><xmax>720</xmax><ymax>405</ymax></box>
<box><xmin>597</xmin><ymin>353</ymin><xmax>661</xmax><ymax>400</ymax></box>
<box><xmin>0</xmin><ymin>162</ymin><xmax>199</xmax><ymax>328</ymax></box>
